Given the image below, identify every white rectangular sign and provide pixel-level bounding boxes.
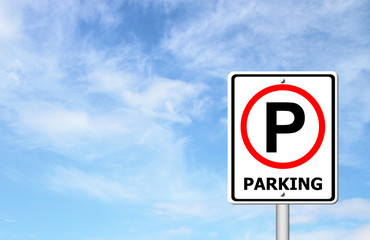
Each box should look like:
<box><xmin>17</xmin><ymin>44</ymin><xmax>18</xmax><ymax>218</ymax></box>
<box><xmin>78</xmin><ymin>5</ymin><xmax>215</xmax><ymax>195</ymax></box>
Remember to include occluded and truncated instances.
<box><xmin>228</xmin><ymin>72</ymin><xmax>338</xmax><ymax>204</ymax></box>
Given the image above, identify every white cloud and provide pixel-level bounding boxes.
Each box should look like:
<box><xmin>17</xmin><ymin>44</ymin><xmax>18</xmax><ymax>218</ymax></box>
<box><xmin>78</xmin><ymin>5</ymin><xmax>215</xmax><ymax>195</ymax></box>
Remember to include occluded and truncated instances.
<box><xmin>49</xmin><ymin>167</ymin><xmax>137</xmax><ymax>201</ymax></box>
<box><xmin>1</xmin><ymin>217</ymin><xmax>16</xmax><ymax>223</ymax></box>
<box><xmin>209</xmin><ymin>232</ymin><xmax>218</xmax><ymax>238</ymax></box>
<box><xmin>291</xmin><ymin>229</ymin><xmax>345</xmax><ymax>240</ymax></box>
<box><xmin>162</xmin><ymin>0</ymin><xmax>253</xmax><ymax>74</ymax></box>
<box><xmin>85</xmin><ymin>56</ymin><xmax>209</xmax><ymax>124</ymax></box>
<box><xmin>46</xmin><ymin>126</ymin><xmax>215</xmax><ymax>204</ymax></box>
<box><xmin>0</xmin><ymin>0</ymin><xmax>210</xmax><ymax>156</ymax></box>
<box><xmin>0</xmin><ymin>0</ymin><xmax>213</xmax><ymax>211</ymax></box>
<box><xmin>164</xmin><ymin>226</ymin><xmax>194</xmax><ymax>236</ymax></box>
<box><xmin>163</xmin><ymin>0</ymin><xmax>368</xmax><ymax>76</ymax></box>
<box><xmin>291</xmin><ymin>198</ymin><xmax>370</xmax><ymax>224</ymax></box>
<box><xmin>5</xmin><ymin>100</ymin><xmax>137</xmax><ymax>155</ymax></box>
<box><xmin>344</xmin><ymin>223</ymin><xmax>370</xmax><ymax>240</ymax></box>
<box><xmin>122</xmin><ymin>78</ymin><xmax>208</xmax><ymax>123</ymax></box>
<box><xmin>20</xmin><ymin>105</ymin><xmax>91</xmax><ymax>136</ymax></box>
<box><xmin>241</xmin><ymin>223</ymin><xmax>370</xmax><ymax>240</ymax></box>
<box><xmin>243</xmin><ymin>232</ymin><xmax>274</xmax><ymax>240</ymax></box>
<box><xmin>152</xmin><ymin>196</ymin><xmax>275</xmax><ymax>222</ymax></box>
<box><xmin>328</xmin><ymin>198</ymin><xmax>370</xmax><ymax>220</ymax></box>
<box><xmin>338</xmin><ymin>54</ymin><xmax>370</xmax><ymax>145</ymax></box>
<box><xmin>291</xmin><ymin>223</ymin><xmax>370</xmax><ymax>240</ymax></box>
<box><xmin>0</xmin><ymin>1</ymin><xmax>22</xmax><ymax>41</ymax></box>
<box><xmin>163</xmin><ymin>0</ymin><xmax>370</xmax><ymax>160</ymax></box>
<box><xmin>154</xmin><ymin>202</ymin><xmax>211</xmax><ymax>219</ymax></box>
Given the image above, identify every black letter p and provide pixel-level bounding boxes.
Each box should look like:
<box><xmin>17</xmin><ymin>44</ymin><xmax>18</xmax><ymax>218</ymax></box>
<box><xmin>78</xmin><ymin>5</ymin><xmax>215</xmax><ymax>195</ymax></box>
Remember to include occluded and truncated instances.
<box><xmin>266</xmin><ymin>102</ymin><xmax>305</xmax><ymax>152</ymax></box>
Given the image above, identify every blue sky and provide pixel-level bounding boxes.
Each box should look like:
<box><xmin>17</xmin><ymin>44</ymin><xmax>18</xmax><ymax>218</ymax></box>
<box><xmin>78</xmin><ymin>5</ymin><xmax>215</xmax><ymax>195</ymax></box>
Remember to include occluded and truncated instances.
<box><xmin>0</xmin><ymin>0</ymin><xmax>369</xmax><ymax>239</ymax></box>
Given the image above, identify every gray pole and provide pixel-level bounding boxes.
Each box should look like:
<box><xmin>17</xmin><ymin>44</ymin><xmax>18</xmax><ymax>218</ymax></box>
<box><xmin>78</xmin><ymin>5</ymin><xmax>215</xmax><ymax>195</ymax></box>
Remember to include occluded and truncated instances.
<box><xmin>276</xmin><ymin>204</ymin><xmax>289</xmax><ymax>240</ymax></box>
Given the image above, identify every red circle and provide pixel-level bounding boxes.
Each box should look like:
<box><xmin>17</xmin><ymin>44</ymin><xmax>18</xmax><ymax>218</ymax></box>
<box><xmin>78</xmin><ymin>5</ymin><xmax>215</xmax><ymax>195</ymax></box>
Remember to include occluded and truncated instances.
<box><xmin>240</xmin><ymin>84</ymin><xmax>325</xmax><ymax>169</ymax></box>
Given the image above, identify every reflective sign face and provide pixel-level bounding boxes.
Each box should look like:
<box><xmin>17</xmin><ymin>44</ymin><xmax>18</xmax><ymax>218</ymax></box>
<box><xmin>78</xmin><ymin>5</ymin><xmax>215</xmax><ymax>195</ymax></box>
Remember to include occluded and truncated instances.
<box><xmin>228</xmin><ymin>72</ymin><xmax>338</xmax><ymax>204</ymax></box>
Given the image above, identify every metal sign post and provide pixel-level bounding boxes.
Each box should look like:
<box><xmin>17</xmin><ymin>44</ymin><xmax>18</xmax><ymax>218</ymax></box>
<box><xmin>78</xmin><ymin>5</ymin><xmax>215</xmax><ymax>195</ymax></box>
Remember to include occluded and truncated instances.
<box><xmin>276</xmin><ymin>204</ymin><xmax>289</xmax><ymax>240</ymax></box>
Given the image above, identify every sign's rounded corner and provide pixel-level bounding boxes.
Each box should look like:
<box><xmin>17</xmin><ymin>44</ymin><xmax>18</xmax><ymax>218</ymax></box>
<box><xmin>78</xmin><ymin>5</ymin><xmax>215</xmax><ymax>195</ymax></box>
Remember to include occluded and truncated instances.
<box><xmin>329</xmin><ymin>195</ymin><xmax>339</xmax><ymax>204</ymax></box>
<box><xmin>327</xmin><ymin>71</ymin><xmax>338</xmax><ymax>79</ymax></box>
<box><xmin>228</xmin><ymin>72</ymin><xmax>239</xmax><ymax>81</ymax></box>
<box><xmin>228</xmin><ymin>195</ymin><xmax>239</xmax><ymax>205</ymax></box>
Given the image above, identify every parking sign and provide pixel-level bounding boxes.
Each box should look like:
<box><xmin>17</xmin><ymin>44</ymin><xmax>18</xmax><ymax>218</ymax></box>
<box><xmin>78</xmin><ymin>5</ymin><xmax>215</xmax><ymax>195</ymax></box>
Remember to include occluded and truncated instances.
<box><xmin>228</xmin><ymin>72</ymin><xmax>338</xmax><ymax>204</ymax></box>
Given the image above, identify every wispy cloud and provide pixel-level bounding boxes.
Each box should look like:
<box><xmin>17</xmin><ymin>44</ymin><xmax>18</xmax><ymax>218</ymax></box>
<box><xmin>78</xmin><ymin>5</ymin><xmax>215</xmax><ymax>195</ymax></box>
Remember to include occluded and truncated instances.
<box><xmin>0</xmin><ymin>3</ymin><xmax>219</xmax><ymax>226</ymax></box>
<box><xmin>291</xmin><ymin>223</ymin><xmax>370</xmax><ymax>240</ymax></box>
<box><xmin>291</xmin><ymin>228</ymin><xmax>346</xmax><ymax>240</ymax></box>
<box><xmin>1</xmin><ymin>218</ymin><xmax>16</xmax><ymax>223</ymax></box>
<box><xmin>242</xmin><ymin>223</ymin><xmax>370</xmax><ymax>240</ymax></box>
<box><xmin>291</xmin><ymin>198</ymin><xmax>370</xmax><ymax>224</ymax></box>
<box><xmin>154</xmin><ymin>202</ymin><xmax>211</xmax><ymax>219</ymax></box>
<box><xmin>164</xmin><ymin>226</ymin><xmax>194</xmax><ymax>236</ymax></box>
<box><xmin>0</xmin><ymin>0</ymin><xmax>210</xmax><ymax>158</ymax></box>
<box><xmin>49</xmin><ymin>166</ymin><xmax>138</xmax><ymax>201</ymax></box>
<box><xmin>163</xmin><ymin>0</ymin><xmax>368</xmax><ymax>73</ymax></box>
<box><xmin>84</xmin><ymin>51</ymin><xmax>209</xmax><ymax>124</ymax></box>
<box><xmin>0</xmin><ymin>1</ymin><xmax>22</xmax><ymax>41</ymax></box>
